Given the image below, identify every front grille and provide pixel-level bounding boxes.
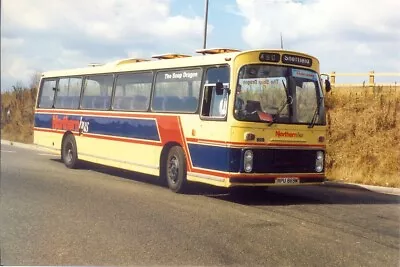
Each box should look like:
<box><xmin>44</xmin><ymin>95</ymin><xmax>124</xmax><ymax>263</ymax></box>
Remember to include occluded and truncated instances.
<box><xmin>250</xmin><ymin>149</ymin><xmax>319</xmax><ymax>173</ymax></box>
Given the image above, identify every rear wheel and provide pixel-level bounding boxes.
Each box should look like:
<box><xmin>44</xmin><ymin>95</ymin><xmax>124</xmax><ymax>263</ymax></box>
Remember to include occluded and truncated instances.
<box><xmin>62</xmin><ymin>134</ymin><xmax>79</xmax><ymax>169</ymax></box>
<box><xmin>164</xmin><ymin>146</ymin><xmax>187</xmax><ymax>193</ymax></box>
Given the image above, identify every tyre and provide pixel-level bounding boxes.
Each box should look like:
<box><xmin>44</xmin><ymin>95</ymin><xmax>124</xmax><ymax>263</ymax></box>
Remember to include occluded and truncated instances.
<box><xmin>61</xmin><ymin>134</ymin><xmax>79</xmax><ymax>169</ymax></box>
<box><xmin>164</xmin><ymin>146</ymin><xmax>187</xmax><ymax>193</ymax></box>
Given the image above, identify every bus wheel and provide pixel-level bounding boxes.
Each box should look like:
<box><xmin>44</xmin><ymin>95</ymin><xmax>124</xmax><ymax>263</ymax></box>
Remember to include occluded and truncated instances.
<box><xmin>62</xmin><ymin>134</ymin><xmax>79</xmax><ymax>169</ymax></box>
<box><xmin>165</xmin><ymin>146</ymin><xmax>187</xmax><ymax>193</ymax></box>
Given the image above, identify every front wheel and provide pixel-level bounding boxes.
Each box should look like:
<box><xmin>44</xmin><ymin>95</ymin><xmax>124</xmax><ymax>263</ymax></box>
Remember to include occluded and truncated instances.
<box><xmin>165</xmin><ymin>146</ymin><xmax>188</xmax><ymax>193</ymax></box>
<box><xmin>62</xmin><ymin>134</ymin><xmax>79</xmax><ymax>169</ymax></box>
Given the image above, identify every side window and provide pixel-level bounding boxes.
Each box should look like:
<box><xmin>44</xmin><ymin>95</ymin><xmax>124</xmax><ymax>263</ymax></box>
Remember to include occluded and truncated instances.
<box><xmin>69</xmin><ymin>78</ymin><xmax>83</xmax><ymax>97</ymax></box>
<box><xmin>54</xmin><ymin>77</ymin><xmax>82</xmax><ymax>109</ymax></box>
<box><xmin>113</xmin><ymin>72</ymin><xmax>153</xmax><ymax>111</ymax></box>
<box><xmin>81</xmin><ymin>75</ymin><xmax>113</xmax><ymax>110</ymax></box>
<box><xmin>38</xmin><ymin>79</ymin><xmax>57</xmax><ymax>108</ymax></box>
<box><xmin>152</xmin><ymin>68</ymin><xmax>203</xmax><ymax>112</ymax></box>
<box><xmin>201</xmin><ymin>66</ymin><xmax>230</xmax><ymax>118</ymax></box>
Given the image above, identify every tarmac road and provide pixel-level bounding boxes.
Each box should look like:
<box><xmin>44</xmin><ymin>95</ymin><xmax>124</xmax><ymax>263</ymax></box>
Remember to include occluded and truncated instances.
<box><xmin>1</xmin><ymin>143</ymin><xmax>399</xmax><ymax>266</ymax></box>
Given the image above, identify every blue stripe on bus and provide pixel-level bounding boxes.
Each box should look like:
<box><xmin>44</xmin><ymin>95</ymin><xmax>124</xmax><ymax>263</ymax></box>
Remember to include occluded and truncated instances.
<box><xmin>35</xmin><ymin>113</ymin><xmax>52</xmax><ymax>128</ymax></box>
<box><xmin>34</xmin><ymin>113</ymin><xmax>160</xmax><ymax>141</ymax></box>
<box><xmin>188</xmin><ymin>143</ymin><xmax>242</xmax><ymax>172</ymax></box>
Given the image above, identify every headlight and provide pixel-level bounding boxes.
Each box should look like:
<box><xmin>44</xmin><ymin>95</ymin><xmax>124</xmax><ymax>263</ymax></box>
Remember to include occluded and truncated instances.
<box><xmin>244</xmin><ymin>150</ymin><xmax>253</xmax><ymax>173</ymax></box>
<box><xmin>315</xmin><ymin>151</ymin><xmax>324</xmax><ymax>172</ymax></box>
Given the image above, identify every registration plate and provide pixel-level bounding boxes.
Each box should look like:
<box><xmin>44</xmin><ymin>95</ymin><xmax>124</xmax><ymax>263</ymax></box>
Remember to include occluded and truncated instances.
<box><xmin>275</xmin><ymin>177</ymin><xmax>300</xmax><ymax>184</ymax></box>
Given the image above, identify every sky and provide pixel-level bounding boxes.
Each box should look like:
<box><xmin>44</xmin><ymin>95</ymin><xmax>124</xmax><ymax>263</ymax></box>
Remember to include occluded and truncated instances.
<box><xmin>1</xmin><ymin>0</ymin><xmax>400</xmax><ymax>90</ymax></box>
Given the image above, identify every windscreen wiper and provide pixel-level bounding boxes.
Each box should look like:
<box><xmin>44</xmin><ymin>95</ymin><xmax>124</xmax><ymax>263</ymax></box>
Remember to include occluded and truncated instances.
<box><xmin>268</xmin><ymin>80</ymin><xmax>292</xmax><ymax>126</ymax></box>
<box><xmin>308</xmin><ymin>96</ymin><xmax>323</xmax><ymax>128</ymax></box>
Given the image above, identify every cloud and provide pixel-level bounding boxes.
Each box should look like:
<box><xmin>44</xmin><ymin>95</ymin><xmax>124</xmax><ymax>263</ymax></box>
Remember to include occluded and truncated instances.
<box><xmin>1</xmin><ymin>37</ymin><xmax>36</xmax><ymax>85</ymax></box>
<box><xmin>2</xmin><ymin>0</ymin><xmax>398</xmax><ymax>90</ymax></box>
<box><xmin>354</xmin><ymin>44</ymin><xmax>372</xmax><ymax>56</ymax></box>
<box><xmin>1</xmin><ymin>0</ymin><xmax>206</xmax><ymax>90</ymax></box>
<box><xmin>236</xmin><ymin>0</ymin><xmax>400</xmax><ymax>77</ymax></box>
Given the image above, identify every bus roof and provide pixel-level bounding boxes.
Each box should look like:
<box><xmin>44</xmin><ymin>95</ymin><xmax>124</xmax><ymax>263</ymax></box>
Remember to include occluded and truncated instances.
<box><xmin>41</xmin><ymin>49</ymin><xmax>318</xmax><ymax>78</ymax></box>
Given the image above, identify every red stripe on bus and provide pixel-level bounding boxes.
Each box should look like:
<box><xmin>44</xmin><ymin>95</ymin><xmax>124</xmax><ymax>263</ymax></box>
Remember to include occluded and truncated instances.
<box><xmin>190</xmin><ymin>167</ymin><xmax>325</xmax><ymax>179</ymax></box>
<box><xmin>178</xmin><ymin>117</ymin><xmax>194</xmax><ymax>169</ymax></box>
<box><xmin>265</xmin><ymin>143</ymin><xmax>325</xmax><ymax>148</ymax></box>
<box><xmin>186</xmin><ymin>137</ymin><xmax>227</xmax><ymax>144</ymax></box>
<box><xmin>34</xmin><ymin>127</ymin><xmax>79</xmax><ymax>135</ymax></box>
<box><xmin>187</xmin><ymin>137</ymin><xmax>325</xmax><ymax>148</ymax></box>
<box><xmin>191</xmin><ymin>168</ymin><xmax>230</xmax><ymax>178</ymax></box>
<box><xmin>155</xmin><ymin>116</ymin><xmax>193</xmax><ymax>171</ymax></box>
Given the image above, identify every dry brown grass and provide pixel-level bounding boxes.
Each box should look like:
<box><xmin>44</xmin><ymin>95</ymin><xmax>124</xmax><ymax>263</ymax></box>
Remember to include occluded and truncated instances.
<box><xmin>325</xmin><ymin>86</ymin><xmax>400</xmax><ymax>188</ymax></box>
<box><xmin>1</xmin><ymin>85</ymin><xmax>399</xmax><ymax>187</ymax></box>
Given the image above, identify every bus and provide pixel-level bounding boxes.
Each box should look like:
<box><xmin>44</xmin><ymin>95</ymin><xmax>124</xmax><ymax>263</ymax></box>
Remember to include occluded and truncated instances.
<box><xmin>34</xmin><ymin>48</ymin><xmax>331</xmax><ymax>193</ymax></box>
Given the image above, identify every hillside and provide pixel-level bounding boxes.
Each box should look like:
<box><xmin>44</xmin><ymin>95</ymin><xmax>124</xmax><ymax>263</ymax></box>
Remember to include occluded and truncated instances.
<box><xmin>325</xmin><ymin>86</ymin><xmax>399</xmax><ymax>187</ymax></box>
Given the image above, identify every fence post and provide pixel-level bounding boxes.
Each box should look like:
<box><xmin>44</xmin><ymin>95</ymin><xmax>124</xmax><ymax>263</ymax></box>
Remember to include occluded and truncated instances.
<box><xmin>330</xmin><ymin>72</ymin><xmax>336</xmax><ymax>86</ymax></box>
<box><xmin>369</xmin><ymin>71</ymin><xmax>375</xmax><ymax>87</ymax></box>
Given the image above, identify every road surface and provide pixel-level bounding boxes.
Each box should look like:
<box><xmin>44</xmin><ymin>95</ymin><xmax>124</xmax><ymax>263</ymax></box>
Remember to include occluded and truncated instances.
<box><xmin>1</xmin><ymin>144</ymin><xmax>399</xmax><ymax>266</ymax></box>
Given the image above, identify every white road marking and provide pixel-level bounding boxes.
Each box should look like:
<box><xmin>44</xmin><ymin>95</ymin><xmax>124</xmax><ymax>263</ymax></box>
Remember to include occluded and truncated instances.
<box><xmin>1</xmin><ymin>150</ymin><xmax>16</xmax><ymax>153</ymax></box>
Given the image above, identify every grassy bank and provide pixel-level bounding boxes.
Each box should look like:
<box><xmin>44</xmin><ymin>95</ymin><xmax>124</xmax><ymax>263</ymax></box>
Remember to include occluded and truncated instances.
<box><xmin>1</xmin><ymin>86</ymin><xmax>399</xmax><ymax>187</ymax></box>
<box><xmin>325</xmin><ymin>86</ymin><xmax>399</xmax><ymax>187</ymax></box>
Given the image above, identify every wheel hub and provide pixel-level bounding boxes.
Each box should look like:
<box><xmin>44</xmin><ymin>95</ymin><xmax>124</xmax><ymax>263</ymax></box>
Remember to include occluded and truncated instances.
<box><xmin>167</xmin><ymin>156</ymin><xmax>179</xmax><ymax>184</ymax></box>
<box><xmin>66</xmin><ymin>143</ymin><xmax>73</xmax><ymax>163</ymax></box>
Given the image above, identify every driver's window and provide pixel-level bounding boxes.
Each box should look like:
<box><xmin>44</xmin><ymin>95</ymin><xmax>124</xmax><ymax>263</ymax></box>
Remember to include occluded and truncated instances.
<box><xmin>201</xmin><ymin>66</ymin><xmax>229</xmax><ymax>119</ymax></box>
<box><xmin>213</xmin><ymin>89</ymin><xmax>228</xmax><ymax>117</ymax></box>
<box><xmin>38</xmin><ymin>79</ymin><xmax>57</xmax><ymax>108</ymax></box>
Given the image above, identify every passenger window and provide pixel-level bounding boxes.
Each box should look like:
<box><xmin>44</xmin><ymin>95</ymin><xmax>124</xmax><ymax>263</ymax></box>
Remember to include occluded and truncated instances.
<box><xmin>54</xmin><ymin>77</ymin><xmax>82</xmax><ymax>109</ymax></box>
<box><xmin>201</xmin><ymin>66</ymin><xmax>230</xmax><ymax>119</ymax></box>
<box><xmin>152</xmin><ymin>68</ymin><xmax>202</xmax><ymax>112</ymax></box>
<box><xmin>38</xmin><ymin>79</ymin><xmax>57</xmax><ymax>108</ymax></box>
<box><xmin>113</xmin><ymin>72</ymin><xmax>153</xmax><ymax>111</ymax></box>
<box><xmin>81</xmin><ymin>75</ymin><xmax>113</xmax><ymax>110</ymax></box>
<box><xmin>69</xmin><ymin>78</ymin><xmax>83</xmax><ymax>96</ymax></box>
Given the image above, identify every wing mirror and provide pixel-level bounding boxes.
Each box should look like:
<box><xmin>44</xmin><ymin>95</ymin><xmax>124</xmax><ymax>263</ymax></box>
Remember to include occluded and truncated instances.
<box><xmin>320</xmin><ymin>74</ymin><xmax>332</xmax><ymax>93</ymax></box>
<box><xmin>325</xmin><ymin>79</ymin><xmax>332</xmax><ymax>92</ymax></box>
<box><xmin>215</xmin><ymin>82</ymin><xmax>224</xmax><ymax>95</ymax></box>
